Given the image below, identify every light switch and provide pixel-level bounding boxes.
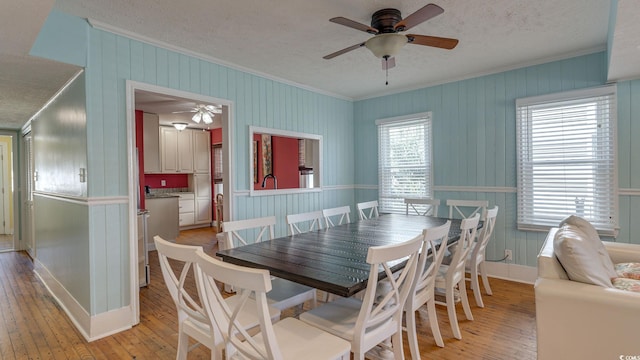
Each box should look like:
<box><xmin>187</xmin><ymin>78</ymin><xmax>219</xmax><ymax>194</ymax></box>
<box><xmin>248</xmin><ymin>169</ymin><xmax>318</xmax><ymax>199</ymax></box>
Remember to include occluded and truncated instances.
<box><xmin>161</xmin><ymin>180</ymin><xmax>166</xmax><ymax>186</ymax></box>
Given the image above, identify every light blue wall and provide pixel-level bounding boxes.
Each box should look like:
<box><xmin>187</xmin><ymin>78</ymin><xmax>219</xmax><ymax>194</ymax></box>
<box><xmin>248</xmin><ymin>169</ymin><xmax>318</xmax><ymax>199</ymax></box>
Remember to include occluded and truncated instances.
<box><xmin>32</xmin><ymin>10</ymin><xmax>355</xmax><ymax>315</ymax></box>
<box><xmin>28</xmin><ymin>8</ymin><xmax>640</xmax><ymax>318</ymax></box>
<box><xmin>353</xmin><ymin>52</ymin><xmax>639</xmax><ymax>267</ymax></box>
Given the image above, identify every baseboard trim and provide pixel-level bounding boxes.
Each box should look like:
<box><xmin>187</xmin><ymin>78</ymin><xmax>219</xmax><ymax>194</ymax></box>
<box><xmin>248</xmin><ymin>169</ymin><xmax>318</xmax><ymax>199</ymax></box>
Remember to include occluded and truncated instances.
<box><xmin>33</xmin><ymin>259</ymin><xmax>133</xmax><ymax>342</ymax></box>
<box><xmin>485</xmin><ymin>261</ymin><xmax>537</xmax><ymax>285</ymax></box>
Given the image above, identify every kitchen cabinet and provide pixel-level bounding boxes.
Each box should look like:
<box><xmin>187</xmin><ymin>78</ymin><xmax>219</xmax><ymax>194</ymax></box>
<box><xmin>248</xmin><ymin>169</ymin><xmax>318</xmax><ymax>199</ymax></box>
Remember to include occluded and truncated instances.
<box><xmin>193</xmin><ymin>173</ymin><xmax>212</xmax><ymax>224</ymax></box>
<box><xmin>143</xmin><ymin>113</ymin><xmax>160</xmax><ymax>173</ymax></box>
<box><xmin>145</xmin><ymin>196</ymin><xmax>179</xmax><ymax>243</ymax></box>
<box><xmin>193</xmin><ymin>130</ymin><xmax>211</xmax><ymax>173</ymax></box>
<box><xmin>160</xmin><ymin>127</ymin><xmax>193</xmax><ymax>173</ymax></box>
<box><xmin>177</xmin><ymin>192</ymin><xmax>196</xmax><ymax>227</ymax></box>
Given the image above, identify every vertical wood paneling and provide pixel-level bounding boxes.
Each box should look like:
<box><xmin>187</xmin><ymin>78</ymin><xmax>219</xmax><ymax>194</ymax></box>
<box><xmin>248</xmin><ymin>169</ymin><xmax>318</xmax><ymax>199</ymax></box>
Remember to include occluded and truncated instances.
<box><xmin>355</xmin><ymin>52</ymin><xmax>610</xmax><ymax>266</ymax></box>
<box><xmin>629</xmin><ymin>81</ymin><xmax>640</xmax><ymax>188</ymax></box>
<box><xmin>617</xmin><ymin>82</ymin><xmax>631</xmax><ymax>188</ymax></box>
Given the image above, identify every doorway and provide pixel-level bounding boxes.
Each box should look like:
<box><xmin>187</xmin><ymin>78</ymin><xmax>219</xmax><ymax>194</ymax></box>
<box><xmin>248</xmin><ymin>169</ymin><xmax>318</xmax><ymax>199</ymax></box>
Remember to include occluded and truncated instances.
<box><xmin>126</xmin><ymin>80</ymin><xmax>234</xmax><ymax>325</ymax></box>
<box><xmin>0</xmin><ymin>135</ymin><xmax>15</xmax><ymax>252</ymax></box>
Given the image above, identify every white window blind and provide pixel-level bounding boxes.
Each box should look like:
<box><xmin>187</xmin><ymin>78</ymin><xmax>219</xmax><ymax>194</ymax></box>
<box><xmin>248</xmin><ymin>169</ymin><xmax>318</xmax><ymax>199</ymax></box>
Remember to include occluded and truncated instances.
<box><xmin>377</xmin><ymin>113</ymin><xmax>433</xmax><ymax>214</ymax></box>
<box><xmin>516</xmin><ymin>86</ymin><xmax>617</xmax><ymax>236</ymax></box>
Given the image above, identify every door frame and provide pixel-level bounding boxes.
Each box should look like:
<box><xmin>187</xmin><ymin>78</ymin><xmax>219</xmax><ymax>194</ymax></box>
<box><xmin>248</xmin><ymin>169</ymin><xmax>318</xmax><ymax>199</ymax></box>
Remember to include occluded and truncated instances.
<box><xmin>125</xmin><ymin>80</ymin><xmax>234</xmax><ymax>324</ymax></box>
<box><xmin>0</xmin><ymin>132</ymin><xmax>19</xmax><ymax>251</ymax></box>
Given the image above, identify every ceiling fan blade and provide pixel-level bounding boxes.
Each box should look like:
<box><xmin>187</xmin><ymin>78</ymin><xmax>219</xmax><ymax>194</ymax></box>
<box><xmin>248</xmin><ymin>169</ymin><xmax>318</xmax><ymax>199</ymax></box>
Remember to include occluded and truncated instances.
<box><xmin>395</xmin><ymin>3</ymin><xmax>444</xmax><ymax>31</ymax></box>
<box><xmin>407</xmin><ymin>34</ymin><xmax>459</xmax><ymax>49</ymax></box>
<box><xmin>323</xmin><ymin>42</ymin><xmax>366</xmax><ymax>59</ymax></box>
<box><xmin>204</xmin><ymin>105</ymin><xmax>222</xmax><ymax>113</ymax></box>
<box><xmin>330</xmin><ymin>17</ymin><xmax>379</xmax><ymax>34</ymax></box>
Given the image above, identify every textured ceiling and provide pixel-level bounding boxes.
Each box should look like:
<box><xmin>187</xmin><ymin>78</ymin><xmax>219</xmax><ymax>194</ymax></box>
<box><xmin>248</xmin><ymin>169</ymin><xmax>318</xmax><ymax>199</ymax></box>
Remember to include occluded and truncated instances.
<box><xmin>1</xmin><ymin>0</ymin><xmax>639</xmax><ymax>130</ymax></box>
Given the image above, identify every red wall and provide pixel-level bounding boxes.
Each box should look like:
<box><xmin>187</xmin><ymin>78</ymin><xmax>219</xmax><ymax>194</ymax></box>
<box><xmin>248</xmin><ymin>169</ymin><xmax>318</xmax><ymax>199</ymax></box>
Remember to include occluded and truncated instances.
<box><xmin>135</xmin><ymin>110</ymin><xmax>145</xmax><ymax>209</ymax></box>
<box><xmin>253</xmin><ymin>134</ymin><xmax>299</xmax><ymax>190</ymax></box>
<box><xmin>144</xmin><ymin>174</ymin><xmax>189</xmax><ymax>189</ymax></box>
<box><xmin>211</xmin><ymin>127</ymin><xmax>222</xmax><ymax>144</ymax></box>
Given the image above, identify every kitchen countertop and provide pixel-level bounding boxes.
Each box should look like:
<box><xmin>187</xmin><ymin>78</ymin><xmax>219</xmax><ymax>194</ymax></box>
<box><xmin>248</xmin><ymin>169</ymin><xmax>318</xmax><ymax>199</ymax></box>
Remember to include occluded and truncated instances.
<box><xmin>145</xmin><ymin>193</ymin><xmax>180</xmax><ymax>199</ymax></box>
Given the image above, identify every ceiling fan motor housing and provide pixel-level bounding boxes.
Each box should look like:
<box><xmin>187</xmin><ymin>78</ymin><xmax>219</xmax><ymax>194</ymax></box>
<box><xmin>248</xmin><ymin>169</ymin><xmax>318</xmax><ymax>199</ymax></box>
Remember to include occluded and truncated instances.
<box><xmin>371</xmin><ymin>8</ymin><xmax>403</xmax><ymax>33</ymax></box>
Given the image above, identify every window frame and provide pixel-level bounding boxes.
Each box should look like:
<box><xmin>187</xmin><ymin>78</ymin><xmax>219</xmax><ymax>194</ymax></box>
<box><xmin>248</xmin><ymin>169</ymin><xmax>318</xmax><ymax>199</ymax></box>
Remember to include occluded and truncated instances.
<box><xmin>516</xmin><ymin>85</ymin><xmax>618</xmax><ymax>236</ymax></box>
<box><xmin>376</xmin><ymin>112</ymin><xmax>434</xmax><ymax>214</ymax></box>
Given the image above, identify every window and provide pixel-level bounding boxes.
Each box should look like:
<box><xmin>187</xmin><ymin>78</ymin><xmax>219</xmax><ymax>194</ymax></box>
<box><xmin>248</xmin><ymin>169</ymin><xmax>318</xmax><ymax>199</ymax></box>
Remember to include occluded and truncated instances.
<box><xmin>377</xmin><ymin>113</ymin><xmax>433</xmax><ymax>214</ymax></box>
<box><xmin>516</xmin><ymin>85</ymin><xmax>617</xmax><ymax>236</ymax></box>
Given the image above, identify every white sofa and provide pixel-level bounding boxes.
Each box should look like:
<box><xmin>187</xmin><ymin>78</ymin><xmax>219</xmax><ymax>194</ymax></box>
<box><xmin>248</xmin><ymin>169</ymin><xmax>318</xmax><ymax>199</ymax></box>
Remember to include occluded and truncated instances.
<box><xmin>535</xmin><ymin>227</ymin><xmax>640</xmax><ymax>360</ymax></box>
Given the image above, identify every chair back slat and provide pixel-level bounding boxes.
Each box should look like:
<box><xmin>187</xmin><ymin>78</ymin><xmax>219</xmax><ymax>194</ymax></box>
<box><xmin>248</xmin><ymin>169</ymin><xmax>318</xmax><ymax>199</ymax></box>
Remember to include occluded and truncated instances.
<box><xmin>221</xmin><ymin>216</ymin><xmax>276</xmax><ymax>250</ymax></box>
<box><xmin>472</xmin><ymin>206</ymin><xmax>499</xmax><ymax>261</ymax></box>
<box><xmin>357</xmin><ymin>200</ymin><xmax>379</xmax><ymax>220</ymax></box>
<box><xmin>322</xmin><ymin>206</ymin><xmax>351</xmax><ymax>228</ymax></box>
<box><xmin>154</xmin><ymin>236</ymin><xmax>208</xmax><ymax>327</ymax></box>
<box><xmin>195</xmin><ymin>251</ymin><xmax>283</xmax><ymax>360</ymax></box>
<box><xmin>404</xmin><ymin>198</ymin><xmax>440</xmax><ymax>217</ymax></box>
<box><xmin>446</xmin><ymin>214</ymin><xmax>480</xmax><ymax>284</ymax></box>
<box><xmin>286</xmin><ymin>210</ymin><xmax>324</xmax><ymax>235</ymax></box>
<box><xmin>408</xmin><ymin>221</ymin><xmax>451</xmax><ymax>308</ymax></box>
<box><xmin>446</xmin><ymin>199</ymin><xmax>488</xmax><ymax>220</ymax></box>
<box><xmin>355</xmin><ymin>234</ymin><xmax>422</xmax><ymax>339</ymax></box>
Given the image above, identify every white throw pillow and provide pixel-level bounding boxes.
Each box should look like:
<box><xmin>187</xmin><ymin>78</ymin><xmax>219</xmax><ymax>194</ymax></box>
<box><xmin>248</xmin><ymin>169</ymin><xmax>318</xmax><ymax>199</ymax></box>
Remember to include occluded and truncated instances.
<box><xmin>559</xmin><ymin>215</ymin><xmax>618</xmax><ymax>279</ymax></box>
<box><xmin>553</xmin><ymin>224</ymin><xmax>614</xmax><ymax>287</ymax></box>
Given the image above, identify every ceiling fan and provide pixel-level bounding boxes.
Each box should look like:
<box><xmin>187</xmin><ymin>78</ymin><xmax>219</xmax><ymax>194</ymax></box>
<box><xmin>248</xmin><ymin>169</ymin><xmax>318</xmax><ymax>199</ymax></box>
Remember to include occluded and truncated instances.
<box><xmin>324</xmin><ymin>3</ymin><xmax>458</xmax><ymax>81</ymax></box>
<box><xmin>173</xmin><ymin>104</ymin><xmax>222</xmax><ymax>125</ymax></box>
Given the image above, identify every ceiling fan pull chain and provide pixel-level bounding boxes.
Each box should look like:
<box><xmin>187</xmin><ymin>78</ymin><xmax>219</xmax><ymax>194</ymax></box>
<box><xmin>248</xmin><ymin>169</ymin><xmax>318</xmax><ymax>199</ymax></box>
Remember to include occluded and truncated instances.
<box><xmin>385</xmin><ymin>56</ymin><xmax>389</xmax><ymax>85</ymax></box>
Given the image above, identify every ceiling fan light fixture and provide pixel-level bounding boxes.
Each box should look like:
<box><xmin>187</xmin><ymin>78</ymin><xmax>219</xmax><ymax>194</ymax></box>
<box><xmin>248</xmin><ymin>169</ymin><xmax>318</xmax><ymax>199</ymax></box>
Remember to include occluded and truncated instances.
<box><xmin>202</xmin><ymin>112</ymin><xmax>213</xmax><ymax>124</ymax></box>
<box><xmin>365</xmin><ymin>33</ymin><xmax>407</xmax><ymax>58</ymax></box>
<box><xmin>192</xmin><ymin>112</ymin><xmax>202</xmax><ymax>123</ymax></box>
<box><xmin>172</xmin><ymin>122</ymin><xmax>188</xmax><ymax>131</ymax></box>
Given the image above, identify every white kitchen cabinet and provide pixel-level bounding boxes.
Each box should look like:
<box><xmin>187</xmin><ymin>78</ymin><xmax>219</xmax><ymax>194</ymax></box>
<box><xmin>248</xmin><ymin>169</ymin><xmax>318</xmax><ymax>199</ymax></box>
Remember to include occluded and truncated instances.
<box><xmin>193</xmin><ymin>130</ymin><xmax>211</xmax><ymax>173</ymax></box>
<box><xmin>193</xmin><ymin>173</ymin><xmax>212</xmax><ymax>224</ymax></box>
<box><xmin>142</xmin><ymin>113</ymin><xmax>160</xmax><ymax>173</ymax></box>
<box><xmin>160</xmin><ymin>127</ymin><xmax>193</xmax><ymax>173</ymax></box>
<box><xmin>177</xmin><ymin>192</ymin><xmax>196</xmax><ymax>227</ymax></box>
<box><xmin>146</xmin><ymin>196</ymin><xmax>179</xmax><ymax>241</ymax></box>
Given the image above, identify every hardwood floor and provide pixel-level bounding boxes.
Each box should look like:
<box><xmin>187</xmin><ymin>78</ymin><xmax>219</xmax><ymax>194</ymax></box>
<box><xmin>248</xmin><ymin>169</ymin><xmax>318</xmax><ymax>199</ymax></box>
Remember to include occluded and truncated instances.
<box><xmin>0</xmin><ymin>226</ymin><xmax>537</xmax><ymax>359</ymax></box>
<box><xmin>0</xmin><ymin>234</ymin><xmax>13</xmax><ymax>251</ymax></box>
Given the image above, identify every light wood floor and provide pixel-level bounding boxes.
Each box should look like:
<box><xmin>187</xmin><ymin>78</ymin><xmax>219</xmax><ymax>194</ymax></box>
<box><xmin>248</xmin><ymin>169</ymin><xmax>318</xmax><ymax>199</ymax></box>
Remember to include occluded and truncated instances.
<box><xmin>0</xmin><ymin>226</ymin><xmax>537</xmax><ymax>359</ymax></box>
<box><xmin>0</xmin><ymin>234</ymin><xmax>13</xmax><ymax>251</ymax></box>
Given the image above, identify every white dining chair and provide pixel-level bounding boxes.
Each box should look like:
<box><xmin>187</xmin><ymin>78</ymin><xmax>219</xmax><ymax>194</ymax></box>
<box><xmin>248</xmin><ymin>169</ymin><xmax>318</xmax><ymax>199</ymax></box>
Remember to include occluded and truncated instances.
<box><xmin>404</xmin><ymin>198</ymin><xmax>440</xmax><ymax>217</ymax></box>
<box><xmin>221</xmin><ymin>216</ymin><xmax>317</xmax><ymax>311</ymax></box>
<box><xmin>194</xmin><ymin>251</ymin><xmax>352</xmax><ymax>360</ymax></box>
<box><xmin>434</xmin><ymin>214</ymin><xmax>480</xmax><ymax>340</ymax></box>
<box><xmin>446</xmin><ymin>199</ymin><xmax>488</xmax><ymax>220</ymax></box>
<box><xmin>405</xmin><ymin>220</ymin><xmax>451</xmax><ymax>355</ymax></box>
<box><xmin>466</xmin><ymin>206</ymin><xmax>499</xmax><ymax>307</ymax></box>
<box><xmin>285</xmin><ymin>210</ymin><xmax>324</xmax><ymax>235</ymax></box>
<box><xmin>322</xmin><ymin>206</ymin><xmax>351</xmax><ymax>228</ymax></box>
<box><xmin>356</xmin><ymin>200</ymin><xmax>379</xmax><ymax>220</ymax></box>
<box><xmin>299</xmin><ymin>233</ymin><xmax>423</xmax><ymax>360</ymax></box>
<box><xmin>154</xmin><ymin>235</ymin><xmax>281</xmax><ymax>360</ymax></box>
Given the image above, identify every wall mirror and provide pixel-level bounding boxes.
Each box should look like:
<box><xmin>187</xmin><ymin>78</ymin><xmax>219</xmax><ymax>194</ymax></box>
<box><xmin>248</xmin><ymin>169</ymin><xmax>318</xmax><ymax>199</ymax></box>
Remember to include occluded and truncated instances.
<box><xmin>249</xmin><ymin>126</ymin><xmax>322</xmax><ymax>196</ymax></box>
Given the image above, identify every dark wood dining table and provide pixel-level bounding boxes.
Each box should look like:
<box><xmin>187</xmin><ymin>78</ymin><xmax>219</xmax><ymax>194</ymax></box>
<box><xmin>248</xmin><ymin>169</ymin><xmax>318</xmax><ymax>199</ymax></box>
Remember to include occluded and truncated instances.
<box><xmin>216</xmin><ymin>214</ymin><xmax>471</xmax><ymax>298</ymax></box>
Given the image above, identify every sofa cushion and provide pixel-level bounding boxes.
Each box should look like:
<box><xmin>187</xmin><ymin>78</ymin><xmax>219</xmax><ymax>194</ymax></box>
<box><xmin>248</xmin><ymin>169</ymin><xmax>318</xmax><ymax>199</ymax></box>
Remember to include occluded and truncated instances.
<box><xmin>559</xmin><ymin>215</ymin><xmax>618</xmax><ymax>279</ymax></box>
<box><xmin>553</xmin><ymin>224</ymin><xmax>614</xmax><ymax>287</ymax></box>
<box><xmin>612</xmin><ymin>277</ymin><xmax>640</xmax><ymax>292</ymax></box>
<box><xmin>615</xmin><ymin>262</ymin><xmax>640</xmax><ymax>280</ymax></box>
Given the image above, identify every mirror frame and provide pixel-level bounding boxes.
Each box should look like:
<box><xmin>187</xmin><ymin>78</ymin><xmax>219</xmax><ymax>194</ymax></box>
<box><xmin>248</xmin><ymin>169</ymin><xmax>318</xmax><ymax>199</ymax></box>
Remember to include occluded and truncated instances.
<box><xmin>249</xmin><ymin>126</ymin><xmax>322</xmax><ymax>196</ymax></box>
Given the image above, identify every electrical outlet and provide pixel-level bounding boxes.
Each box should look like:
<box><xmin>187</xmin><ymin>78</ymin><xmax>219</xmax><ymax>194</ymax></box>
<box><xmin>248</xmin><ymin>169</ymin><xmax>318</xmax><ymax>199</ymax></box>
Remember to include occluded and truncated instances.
<box><xmin>161</xmin><ymin>180</ymin><xmax>166</xmax><ymax>187</ymax></box>
<box><xmin>505</xmin><ymin>249</ymin><xmax>513</xmax><ymax>262</ymax></box>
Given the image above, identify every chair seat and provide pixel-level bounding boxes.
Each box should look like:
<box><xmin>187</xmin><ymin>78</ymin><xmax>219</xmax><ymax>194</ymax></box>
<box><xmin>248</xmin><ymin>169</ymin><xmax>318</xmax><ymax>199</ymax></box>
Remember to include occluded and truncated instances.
<box><xmin>182</xmin><ymin>294</ymin><xmax>282</xmax><ymax>353</ymax></box>
<box><xmin>235</xmin><ymin>317</ymin><xmax>351</xmax><ymax>360</ymax></box>
<box><xmin>299</xmin><ymin>297</ymin><xmax>395</xmax><ymax>342</ymax></box>
<box><xmin>434</xmin><ymin>263</ymin><xmax>463</xmax><ymax>301</ymax></box>
<box><xmin>266</xmin><ymin>278</ymin><xmax>317</xmax><ymax>311</ymax></box>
